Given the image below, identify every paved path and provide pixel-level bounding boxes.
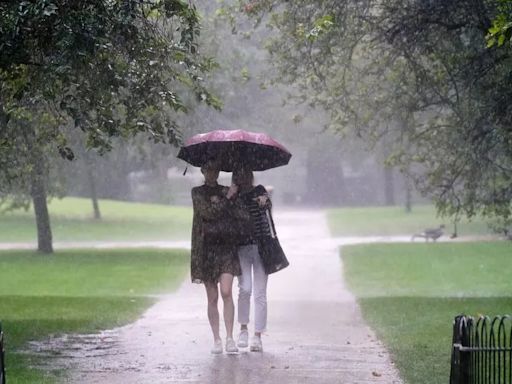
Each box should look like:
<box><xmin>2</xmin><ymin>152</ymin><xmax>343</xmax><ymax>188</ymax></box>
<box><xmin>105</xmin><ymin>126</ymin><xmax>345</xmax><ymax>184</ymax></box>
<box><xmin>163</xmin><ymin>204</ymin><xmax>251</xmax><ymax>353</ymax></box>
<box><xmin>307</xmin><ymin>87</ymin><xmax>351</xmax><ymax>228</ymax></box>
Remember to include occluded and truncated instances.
<box><xmin>27</xmin><ymin>211</ymin><xmax>402</xmax><ymax>383</ymax></box>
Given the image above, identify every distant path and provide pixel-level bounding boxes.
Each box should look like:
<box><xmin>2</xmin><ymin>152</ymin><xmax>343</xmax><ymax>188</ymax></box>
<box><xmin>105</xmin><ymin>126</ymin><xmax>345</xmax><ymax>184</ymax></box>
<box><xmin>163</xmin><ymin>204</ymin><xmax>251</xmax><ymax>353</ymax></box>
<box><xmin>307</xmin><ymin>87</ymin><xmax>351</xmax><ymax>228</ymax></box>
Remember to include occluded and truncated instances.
<box><xmin>0</xmin><ymin>240</ymin><xmax>192</xmax><ymax>250</ymax></box>
<box><xmin>24</xmin><ymin>210</ymin><xmax>404</xmax><ymax>383</ymax></box>
<box><xmin>0</xmin><ymin>233</ymin><xmax>494</xmax><ymax>251</ymax></box>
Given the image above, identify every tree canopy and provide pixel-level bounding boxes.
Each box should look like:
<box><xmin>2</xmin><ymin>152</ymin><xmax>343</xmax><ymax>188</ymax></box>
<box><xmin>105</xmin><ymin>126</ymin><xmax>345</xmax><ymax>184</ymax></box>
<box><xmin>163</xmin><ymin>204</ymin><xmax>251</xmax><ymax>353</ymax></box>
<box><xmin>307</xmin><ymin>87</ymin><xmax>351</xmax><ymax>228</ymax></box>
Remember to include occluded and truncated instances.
<box><xmin>233</xmin><ymin>0</ymin><xmax>512</xmax><ymax>227</ymax></box>
<box><xmin>0</xmin><ymin>0</ymin><xmax>220</xmax><ymax>252</ymax></box>
<box><xmin>0</xmin><ymin>0</ymin><xmax>220</xmax><ymax>155</ymax></box>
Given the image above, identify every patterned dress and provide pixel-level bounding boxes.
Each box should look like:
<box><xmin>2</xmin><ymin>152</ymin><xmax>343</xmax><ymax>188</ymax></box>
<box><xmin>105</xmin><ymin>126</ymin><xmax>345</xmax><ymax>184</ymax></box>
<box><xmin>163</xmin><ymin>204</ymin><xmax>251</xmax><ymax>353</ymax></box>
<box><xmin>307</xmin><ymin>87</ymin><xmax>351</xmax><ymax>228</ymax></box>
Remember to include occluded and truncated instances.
<box><xmin>190</xmin><ymin>184</ymin><xmax>246</xmax><ymax>284</ymax></box>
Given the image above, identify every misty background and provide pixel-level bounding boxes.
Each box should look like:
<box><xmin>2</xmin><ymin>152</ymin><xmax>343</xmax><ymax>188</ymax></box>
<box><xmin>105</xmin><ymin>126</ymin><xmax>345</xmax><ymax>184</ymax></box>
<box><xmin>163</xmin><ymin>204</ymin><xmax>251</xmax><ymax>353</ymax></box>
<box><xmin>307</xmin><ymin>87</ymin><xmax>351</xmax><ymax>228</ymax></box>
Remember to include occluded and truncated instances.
<box><xmin>61</xmin><ymin>3</ymin><xmax>418</xmax><ymax>211</ymax></box>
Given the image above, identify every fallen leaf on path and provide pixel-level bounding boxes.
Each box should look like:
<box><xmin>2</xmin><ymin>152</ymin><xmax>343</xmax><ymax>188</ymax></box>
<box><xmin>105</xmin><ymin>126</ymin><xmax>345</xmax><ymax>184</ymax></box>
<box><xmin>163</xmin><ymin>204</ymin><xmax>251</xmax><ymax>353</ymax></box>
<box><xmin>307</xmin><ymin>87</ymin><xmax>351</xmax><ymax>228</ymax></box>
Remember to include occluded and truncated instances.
<box><xmin>372</xmin><ymin>371</ymin><xmax>382</xmax><ymax>377</ymax></box>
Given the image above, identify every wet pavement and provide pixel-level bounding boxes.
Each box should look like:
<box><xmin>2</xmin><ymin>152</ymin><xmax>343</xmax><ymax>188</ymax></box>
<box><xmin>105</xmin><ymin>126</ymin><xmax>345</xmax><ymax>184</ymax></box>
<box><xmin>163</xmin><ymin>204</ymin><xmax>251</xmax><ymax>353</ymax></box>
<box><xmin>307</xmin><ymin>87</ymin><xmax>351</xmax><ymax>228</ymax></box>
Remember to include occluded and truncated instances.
<box><xmin>23</xmin><ymin>210</ymin><xmax>403</xmax><ymax>383</ymax></box>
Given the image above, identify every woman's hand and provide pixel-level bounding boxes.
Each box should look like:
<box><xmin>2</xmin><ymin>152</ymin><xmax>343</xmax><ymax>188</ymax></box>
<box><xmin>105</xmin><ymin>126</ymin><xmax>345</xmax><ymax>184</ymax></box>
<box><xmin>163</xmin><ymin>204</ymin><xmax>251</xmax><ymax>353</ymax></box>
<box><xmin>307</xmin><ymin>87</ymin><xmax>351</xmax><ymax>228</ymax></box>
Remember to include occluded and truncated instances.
<box><xmin>253</xmin><ymin>195</ymin><xmax>269</xmax><ymax>207</ymax></box>
<box><xmin>210</xmin><ymin>195</ymin><xmax>221</xmax><ymax>204</ymax></box>
<box><xmin>226</xmin><ymin>184</ymin><xmax>238</xmax><ymax>199</ymax></box>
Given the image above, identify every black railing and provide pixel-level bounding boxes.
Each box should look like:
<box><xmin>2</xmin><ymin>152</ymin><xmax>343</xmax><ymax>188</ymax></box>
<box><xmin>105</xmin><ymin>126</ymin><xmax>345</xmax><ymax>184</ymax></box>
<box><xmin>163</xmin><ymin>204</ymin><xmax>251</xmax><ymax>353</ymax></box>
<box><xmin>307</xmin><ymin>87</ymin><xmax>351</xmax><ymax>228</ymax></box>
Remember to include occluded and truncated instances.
<box><xmin>0</xmin><ymin>322</ymin><xmax>5</xmax><ymax>384</ymax></box>
<box><xmin>450</xmin><ymin>315</ymin><xmax>512</xmax><ymax>384</ymax></box>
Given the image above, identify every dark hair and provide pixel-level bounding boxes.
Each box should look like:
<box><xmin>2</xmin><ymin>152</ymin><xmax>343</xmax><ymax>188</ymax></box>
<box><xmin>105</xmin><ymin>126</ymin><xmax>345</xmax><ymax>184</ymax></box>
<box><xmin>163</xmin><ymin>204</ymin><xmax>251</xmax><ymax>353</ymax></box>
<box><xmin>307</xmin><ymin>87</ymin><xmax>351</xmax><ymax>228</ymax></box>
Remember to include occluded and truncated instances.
<box><xmin>201</xmin><ymin>158</ymin><xmax>220</xmax><ymax>173</ymax></box>
<box><xmin>233</xmin><ymin>167</ymin><xmax>254</xmax><ymax>185</ymax></box>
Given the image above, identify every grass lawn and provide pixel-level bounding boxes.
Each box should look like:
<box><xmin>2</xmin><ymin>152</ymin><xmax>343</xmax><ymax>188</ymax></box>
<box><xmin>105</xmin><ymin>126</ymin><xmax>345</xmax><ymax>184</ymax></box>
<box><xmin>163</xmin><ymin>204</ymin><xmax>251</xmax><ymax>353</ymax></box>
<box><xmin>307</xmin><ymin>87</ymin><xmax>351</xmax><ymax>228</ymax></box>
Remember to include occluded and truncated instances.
<box><xmin>342</xmin><ymin>242</ymin><xmax>512</xmax><ymax>384</ymax></box>
<box><xmin>0</xmin><ymin>248</ymin><xmax>189</xmax><ymax>383</ymax></box>
<box><xmin>0</xmin><ymin>197</ymin><xmax>192</xmax><ymax>242</ymax></box>
<box><xmin>328</xmin><ymin>205</ymin><xmax>492</xmax><ymax>237</ymax></box>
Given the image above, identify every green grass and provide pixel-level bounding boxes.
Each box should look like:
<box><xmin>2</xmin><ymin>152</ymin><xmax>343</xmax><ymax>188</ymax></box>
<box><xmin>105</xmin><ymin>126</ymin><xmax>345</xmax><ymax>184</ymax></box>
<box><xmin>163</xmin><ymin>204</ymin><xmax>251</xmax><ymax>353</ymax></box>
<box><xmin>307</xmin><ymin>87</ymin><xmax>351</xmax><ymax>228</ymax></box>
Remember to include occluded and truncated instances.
<box><xmin>328</xmin><ymin>205</ymin><xmax>492</xmax><ymax>236</ymax></box>
<box><xmin>0</xmin><ymin>197</ymin><xmax>192</xmax><ymax>242</ymax></box>
<box><xmin>0</xmin><ymin>248</ymin><xmax>189</xmax><ymax>383</ymax></box>
<box><xmin>342</xmin><ymin>242</ymin><xmax>512</xmax><ymax>384</ymax></box>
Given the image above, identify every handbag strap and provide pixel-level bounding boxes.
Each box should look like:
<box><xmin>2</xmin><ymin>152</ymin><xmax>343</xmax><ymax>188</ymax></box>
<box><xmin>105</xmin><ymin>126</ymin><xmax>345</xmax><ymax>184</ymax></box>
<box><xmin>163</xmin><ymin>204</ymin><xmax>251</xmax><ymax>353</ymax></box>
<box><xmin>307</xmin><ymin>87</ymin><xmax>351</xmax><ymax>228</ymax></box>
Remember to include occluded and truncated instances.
<box><xmin>264</xmin><ymin>208</ymin><xmax>278</xmax><ymax>239</ymax></box>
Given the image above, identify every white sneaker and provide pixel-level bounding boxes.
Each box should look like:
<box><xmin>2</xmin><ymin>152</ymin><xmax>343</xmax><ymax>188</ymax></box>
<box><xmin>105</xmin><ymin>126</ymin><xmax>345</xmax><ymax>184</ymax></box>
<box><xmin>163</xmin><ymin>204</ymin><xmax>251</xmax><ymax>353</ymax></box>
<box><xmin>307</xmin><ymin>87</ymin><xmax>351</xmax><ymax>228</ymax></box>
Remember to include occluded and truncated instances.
<box><xmin>237</xmin><ymin>330</ymin><xmax>249</xmax><ymax>348</ymax></box>
<box><xmin>211</xmin><ymin>339</ymin><xmax>223</xmax><ymax>354</ymax></box>
<box><xmin>225</xmin><ymin>338</ymin><xmax>239</xmax><ymax>354</ymax></box>
<box><xmin>249</xmin><ymin>336</ymin><xmax>263</xmax><ymax>352</ymax></box>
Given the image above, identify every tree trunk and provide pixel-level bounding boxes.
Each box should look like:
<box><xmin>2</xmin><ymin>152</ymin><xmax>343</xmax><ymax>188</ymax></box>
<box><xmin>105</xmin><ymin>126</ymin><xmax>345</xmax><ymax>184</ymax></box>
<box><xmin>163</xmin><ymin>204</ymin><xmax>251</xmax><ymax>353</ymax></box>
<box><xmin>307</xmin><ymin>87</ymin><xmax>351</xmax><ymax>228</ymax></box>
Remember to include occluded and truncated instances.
<box><xmin>86</xmin><ymin>159</ymin><xmax>101</xmax><ymax>220</ymax></box>
<box><xmin>383</xmin><ymin>165</ymin><xmax>395</xmax><ymax>206</ymax></box>
<box><xmin>399</xmin><ymin>114</ymin><xmax>413</xmax><ymax>212</ymax></box>
<box><xmin>404</xmin><ymin>174</ymin><xmax>413</xmax><ymax>213</ymax></box>
<box><xmin>30</xmin><ymin>153</ymin><xmax>53</xmax><ymax>253</ymax></box>
<box><xmin>405</xmin><ymin>185</ymin><xmax>412</xmax><ymax>213</ymax></box>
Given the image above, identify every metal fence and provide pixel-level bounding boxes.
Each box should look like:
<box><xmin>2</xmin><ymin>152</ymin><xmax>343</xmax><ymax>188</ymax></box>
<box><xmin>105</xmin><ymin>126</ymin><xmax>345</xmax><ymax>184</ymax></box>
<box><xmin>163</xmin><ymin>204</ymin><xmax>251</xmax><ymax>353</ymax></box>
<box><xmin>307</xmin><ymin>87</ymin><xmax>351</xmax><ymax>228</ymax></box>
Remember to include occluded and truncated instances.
<box><xmin>0</xmin><ymin>322</ymin><xmax>5</xmax><ymax>384</ymax></box>
<box><xmin>450</xmin><ymin>315</ymin><xmax>512</xmax><ymax>384</ymax></box>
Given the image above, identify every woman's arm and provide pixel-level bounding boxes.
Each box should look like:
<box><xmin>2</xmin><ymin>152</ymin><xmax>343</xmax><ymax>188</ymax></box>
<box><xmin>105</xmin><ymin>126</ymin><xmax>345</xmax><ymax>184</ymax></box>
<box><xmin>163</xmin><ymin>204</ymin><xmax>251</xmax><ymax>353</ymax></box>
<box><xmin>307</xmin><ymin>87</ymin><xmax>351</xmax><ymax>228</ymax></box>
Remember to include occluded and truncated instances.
<box><xmin>253</xmin><ymin>185</ymin><xmax>272</xmax><ymax>209</ymax></box>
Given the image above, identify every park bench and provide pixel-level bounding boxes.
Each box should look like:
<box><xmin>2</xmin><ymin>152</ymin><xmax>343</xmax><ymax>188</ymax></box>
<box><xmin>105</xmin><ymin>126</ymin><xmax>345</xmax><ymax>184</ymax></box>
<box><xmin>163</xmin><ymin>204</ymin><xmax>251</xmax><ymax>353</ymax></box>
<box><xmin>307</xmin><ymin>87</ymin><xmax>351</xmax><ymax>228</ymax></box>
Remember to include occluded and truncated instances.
<box><xmin>0</xmin><ymin>322</ymin><xmax>5</xmax><ymax>384</ymax></box>
<box><xmin>450</xmin><ymin>315</ymin><xmax>512</xmax><ymax>384</ymax></box>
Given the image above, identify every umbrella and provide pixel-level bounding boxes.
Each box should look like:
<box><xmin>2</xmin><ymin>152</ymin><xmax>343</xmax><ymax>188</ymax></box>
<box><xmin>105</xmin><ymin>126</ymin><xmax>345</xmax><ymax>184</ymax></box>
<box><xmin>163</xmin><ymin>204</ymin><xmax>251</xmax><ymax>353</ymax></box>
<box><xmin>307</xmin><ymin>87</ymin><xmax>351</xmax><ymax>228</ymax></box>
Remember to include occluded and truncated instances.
<box><xmin>177</xmin><ymin>129</ymin><xmax>292</xmax><ymax>172</ymax></box>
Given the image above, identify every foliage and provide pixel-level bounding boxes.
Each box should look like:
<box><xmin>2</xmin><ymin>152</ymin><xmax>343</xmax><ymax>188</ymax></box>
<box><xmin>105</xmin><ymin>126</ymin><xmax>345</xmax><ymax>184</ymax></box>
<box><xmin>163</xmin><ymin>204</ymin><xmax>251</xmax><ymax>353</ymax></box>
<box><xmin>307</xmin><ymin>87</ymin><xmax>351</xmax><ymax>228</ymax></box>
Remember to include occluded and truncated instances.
<box><xmin>0</xmin><ymin>1</ymin><xmax>221</xmax><ymax>250</ymax></box>
<box><xmin>0</xmin><ymin>0</ymin><xmax>219</xmax><ymax>153</ymax></box>
<box><xmin>184</xmin><ymin>2</ymin><xmax>383</xmax><ymax>207</ymax></box>
<box><xmin>487</xmin><ymin>0</ymin><xmax>512</xmax><ymax>47</ymax></box>
<box><xmin>229</xmin><ymin>0</ymin><xmax>512</xmax><ymax>228</ymax></box>
<box><xmin>0</xmin><ymin>0</ymin><xmax>220</xmax><ymax>196</ymax></box>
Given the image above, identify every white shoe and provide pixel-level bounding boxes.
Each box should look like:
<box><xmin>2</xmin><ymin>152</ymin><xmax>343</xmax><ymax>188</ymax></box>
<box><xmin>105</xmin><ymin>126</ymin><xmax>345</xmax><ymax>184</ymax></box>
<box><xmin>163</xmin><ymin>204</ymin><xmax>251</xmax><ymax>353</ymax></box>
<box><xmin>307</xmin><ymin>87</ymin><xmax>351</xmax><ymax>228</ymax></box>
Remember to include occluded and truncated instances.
<box><xmin>249</xmin><ymin>336</ymin><xmax>263</xmax><ymax>352</ymax></box>
<box><xmin>237</xmin><ymin>330</ymin><xmax>249</xmax><ymax>348</ymax></box>
<box><xmin>225</xmin><ymin>338</ymin><xmax>239</xmax><ymax>354</ymax></box>
<box><xmin>211</xmin><ymin>339</ymin><xmax>223</xmax><ymax>354</ymax></box>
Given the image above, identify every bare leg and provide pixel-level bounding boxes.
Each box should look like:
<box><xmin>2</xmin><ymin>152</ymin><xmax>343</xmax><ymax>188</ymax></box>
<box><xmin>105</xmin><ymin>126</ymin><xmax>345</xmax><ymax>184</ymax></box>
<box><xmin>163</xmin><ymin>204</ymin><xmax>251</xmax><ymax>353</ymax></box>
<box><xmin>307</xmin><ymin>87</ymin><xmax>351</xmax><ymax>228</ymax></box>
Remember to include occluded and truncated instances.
<box><xmin>219</xmin><ymin>273</ymin><xmax>235</xmax><ymax>339</ymax></box>
<box><xmin>205</xmin><ymin>282</ymin><xmax>220</xmax><ymax>341</ymax></box>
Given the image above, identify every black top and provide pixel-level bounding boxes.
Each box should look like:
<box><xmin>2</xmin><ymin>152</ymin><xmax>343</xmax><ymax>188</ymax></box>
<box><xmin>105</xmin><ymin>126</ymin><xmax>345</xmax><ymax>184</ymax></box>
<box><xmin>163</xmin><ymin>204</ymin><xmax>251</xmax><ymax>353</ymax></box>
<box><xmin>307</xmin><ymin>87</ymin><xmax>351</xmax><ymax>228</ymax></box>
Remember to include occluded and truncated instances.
<box><xmin>239</xmin><ymin>185</ymin><xmax>272</xmax><ymax>243</ymax></box>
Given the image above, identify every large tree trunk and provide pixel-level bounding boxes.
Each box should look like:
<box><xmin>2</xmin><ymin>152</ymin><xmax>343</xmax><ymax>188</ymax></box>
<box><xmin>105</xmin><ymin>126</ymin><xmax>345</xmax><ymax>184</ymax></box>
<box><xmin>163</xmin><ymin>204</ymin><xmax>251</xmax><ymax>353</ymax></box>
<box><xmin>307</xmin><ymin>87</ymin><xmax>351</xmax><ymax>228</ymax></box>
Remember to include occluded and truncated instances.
<box><xmin>85</xmin><ymin>158</ymin><xmax>101</xmax><ymax>220</ymax></box>
<box><xmin>30</xmin><ymin>153</ymin><xmax>53</xmax><ymax>253</ymax></box>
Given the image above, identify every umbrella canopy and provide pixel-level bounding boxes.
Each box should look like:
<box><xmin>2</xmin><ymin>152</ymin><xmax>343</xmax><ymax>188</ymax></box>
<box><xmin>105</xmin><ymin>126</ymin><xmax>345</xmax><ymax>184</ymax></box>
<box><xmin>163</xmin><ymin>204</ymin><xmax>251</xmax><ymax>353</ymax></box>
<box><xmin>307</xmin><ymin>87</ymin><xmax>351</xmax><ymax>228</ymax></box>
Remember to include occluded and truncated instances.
<box><xmin>177</xmin><ymin>129</ymin><xmax>292</xmax><ymax>172</ymax></box>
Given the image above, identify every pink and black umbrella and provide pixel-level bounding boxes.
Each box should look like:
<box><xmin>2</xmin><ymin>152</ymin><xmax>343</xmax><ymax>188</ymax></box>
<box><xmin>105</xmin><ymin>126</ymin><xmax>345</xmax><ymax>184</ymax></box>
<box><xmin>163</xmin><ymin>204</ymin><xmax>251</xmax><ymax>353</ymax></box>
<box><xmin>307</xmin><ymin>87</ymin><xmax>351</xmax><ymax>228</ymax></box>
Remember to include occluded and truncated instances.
<box><xmin>177</xmin><ymin>129</ymin><xmax>291</xmax><ymax>171</ymax></box>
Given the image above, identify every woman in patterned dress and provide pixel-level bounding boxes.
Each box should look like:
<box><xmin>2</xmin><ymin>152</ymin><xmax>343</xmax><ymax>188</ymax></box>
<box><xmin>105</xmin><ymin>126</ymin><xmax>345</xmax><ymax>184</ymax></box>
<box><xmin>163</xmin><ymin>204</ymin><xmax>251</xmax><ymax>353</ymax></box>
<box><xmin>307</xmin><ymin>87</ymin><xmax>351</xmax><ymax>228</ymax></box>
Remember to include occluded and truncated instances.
<box><xmin>190</xmin><ymin>162</ymin><xmax>249</xmax><ymax>354</ymax></box>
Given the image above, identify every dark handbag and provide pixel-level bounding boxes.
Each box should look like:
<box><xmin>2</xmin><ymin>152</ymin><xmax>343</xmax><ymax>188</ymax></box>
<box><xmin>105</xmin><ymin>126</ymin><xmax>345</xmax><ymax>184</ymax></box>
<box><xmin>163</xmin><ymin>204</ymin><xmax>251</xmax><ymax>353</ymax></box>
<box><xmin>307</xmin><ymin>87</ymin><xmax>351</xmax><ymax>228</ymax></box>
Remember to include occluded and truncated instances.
<box><xmin>257</xmin><ymin>209</ymin><xmax>289</xmax><ymax>275</ymax></box>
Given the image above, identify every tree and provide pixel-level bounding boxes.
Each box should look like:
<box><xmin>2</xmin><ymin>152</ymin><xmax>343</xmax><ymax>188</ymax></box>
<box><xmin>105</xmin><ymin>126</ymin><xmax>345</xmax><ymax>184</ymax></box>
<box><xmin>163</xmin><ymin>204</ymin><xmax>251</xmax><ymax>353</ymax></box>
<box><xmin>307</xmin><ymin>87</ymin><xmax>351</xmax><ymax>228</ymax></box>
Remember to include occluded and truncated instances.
<box><xmin>188</xmin><ymin>1</ymin><xmax>412</xmax><ymax>208</ymax></box>
<box><xmin>0</xmin><ymin>0</ymin><xmax>220</xmax><ymax>252</ymax></box>
<box><xmin>231</xmin><ymin>0</ymin><xmax>512</xmax><ymax>228</ymax></box>
<box><xmin>487</xmin><ymin>0</ymin><xmax>512</xmax><ymax>48</ymax></box>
